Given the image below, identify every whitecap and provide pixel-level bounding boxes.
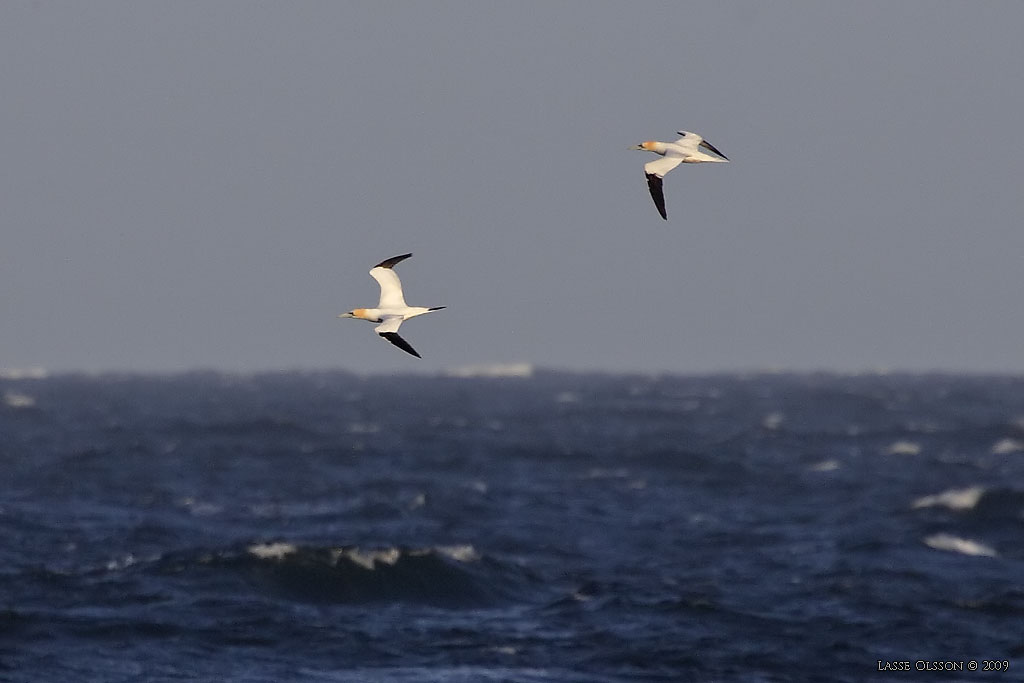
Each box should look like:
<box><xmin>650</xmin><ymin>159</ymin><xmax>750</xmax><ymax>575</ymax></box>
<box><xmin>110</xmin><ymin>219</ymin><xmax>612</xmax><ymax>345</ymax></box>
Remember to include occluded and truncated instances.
<box><xmin>340</xmin><ymin>547</ymin><xmax>401</xmax><ymax>570</ymax></box>
<box><xmin>434</xmin><ymin>545</ymin><xmax>479</xmax><ymax>562</ymax></box>
<box><xmin>885</xmin><ymin>440</ymin><xmax>921</xmax><ymax>455</ymax></box>
<box><xmin>809</xmin><ymin>459</ymin><xmax>840</xmax><ymax>472</ymax></box>
<box><xmin>762</xmin><ymin>412</ymin><xmax>784</xmax><ymax>430</ymax></box>
<box><xmin>912</xmin><ymin>486</ymin><xmax>985</xmax><ymax>511</ymax></box>
<box><xmin>991</xmin><ymin>438</ymin><xmax>1024</xmax><ymax>455</ymax></box>
<box><xmin>923</xmin><ymin>533</ymin><xmax>998</xmax><ymax>558</ymax></box>
<box><xmin>248</xmin><ymin>542</ymin><xmax>298</xmax><ymax>560</ymax></box>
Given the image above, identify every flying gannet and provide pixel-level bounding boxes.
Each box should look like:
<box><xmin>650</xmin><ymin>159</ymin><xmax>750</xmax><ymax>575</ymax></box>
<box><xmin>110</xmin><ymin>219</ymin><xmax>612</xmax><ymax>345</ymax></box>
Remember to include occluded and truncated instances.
<box><xmin>630</xmin><ymin>130</ymin><xmax>729</xmax><ymax>220</ymax></box>
<box><xmin>338</xmin><ymin>253</ymin><xmax>445</xmax><ymax>358</ymax></box>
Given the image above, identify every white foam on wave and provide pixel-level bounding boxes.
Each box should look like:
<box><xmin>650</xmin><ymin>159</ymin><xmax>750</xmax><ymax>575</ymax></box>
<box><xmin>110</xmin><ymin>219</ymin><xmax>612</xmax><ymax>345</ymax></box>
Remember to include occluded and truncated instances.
<box><xmin>340</xmin><ymin>547</ymin><xmax>401</xmax><ymax>570</ymax></box>
<box><xmin>338</xmin><ymin>545</ymin><xmax>478</xmax><ymax>569</ymax></box>
<box><xmin>405</xmin><ymin>544</ymin><xmax>478</xmax><ymax>563</ymax></box>
<box><xmin>809</xmin><ymin>459</ymin><xmax>841</xmax><ymax>472</ymax></box>
<box><xmin>248</xmin><ymin>542</ymin><xmax>298</xmax><ymax>560</ymax></box>
<box><xmin>923</xmin><ymin>533</ymin><xmax>998</xmax><ymax>558</ymax></box>
<box><xmin>446</xmin><ymin>362</ymin><xmax>533</xmax><ymax>378</ymax></box>
<box><xmin>3</xmin><ymin>391</ymin><xmax>35</xmax><ymax>408</ymax></box>
<box><xmin>247</xmin><ymin>543</ymin><xmax>481</xmax><ymax>569</ymax></box>
<box><xmin>913</xmin><ymin>486</ymin><xmax>985</xmax><ymax>511</ymax></box>
<box><xmin>885</xmin><ymin>440</ymin><xmax>921</xmax><ymax>456</ymax></box>
<box><xmin>435</xmin><ymin>545</ymin><xmax>480</xmax><ymax>562</ymax></box>
<box><xmin>991</xmin><ymin>438</ymin><xmax>1024</xmax><ymax>455</ymax></box>
<box><xmin>762</xmin><ymin>412</ymin><xmax>784</xmax><ymax>430</ymax></box>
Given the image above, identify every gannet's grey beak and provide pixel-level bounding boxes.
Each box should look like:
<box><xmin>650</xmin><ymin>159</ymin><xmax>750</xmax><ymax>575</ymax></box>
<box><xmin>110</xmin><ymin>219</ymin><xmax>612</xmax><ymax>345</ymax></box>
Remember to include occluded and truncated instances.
<box><xmin>338</xmin><ymin>313</ymin><xmax>354</xmax><ymax>318</ymax></box>
<box><xmin>628</xmin><ymin>144</ymin><xmax>644</xmax><ymax>150</ymax></box>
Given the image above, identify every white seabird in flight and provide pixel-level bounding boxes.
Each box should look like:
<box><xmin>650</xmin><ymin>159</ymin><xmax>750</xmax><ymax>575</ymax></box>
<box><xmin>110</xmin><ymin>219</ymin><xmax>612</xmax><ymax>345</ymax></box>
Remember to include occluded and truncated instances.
<box><xmin>630</xmin><ymin>131</ymin><xmax>729</xmax><ymax>220</ymax></box>
<box><xmin>338</xmin><ymin>253</ymin><xmax>445</xmax><ymax>358</ymax></box>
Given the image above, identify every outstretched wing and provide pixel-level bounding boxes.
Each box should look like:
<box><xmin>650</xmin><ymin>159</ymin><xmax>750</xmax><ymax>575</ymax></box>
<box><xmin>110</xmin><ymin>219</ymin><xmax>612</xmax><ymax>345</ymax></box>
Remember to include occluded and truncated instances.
<box><xmin>374</xmin><ymin>316</ymin><xmax>421</xmax><ymax>358</ymax></box>
<box><xmin>644</xmin><ymin>156</ymin><xmax>684</xmax><ymax>178</ymax></box>
<box><xmin>673</xmin><ymin>130</ymin><xmax>700</xmax><ymax>152</ymax></box>
<box><xmin>373</xmin><ymin>253</ymin><xmax>412</xmax><ymax>270</ymax></box>
<box><xmin>673</xmin><ymin>131</ymin><xmax>729</xmax><ymax>161</ymax></box>
<box><xmin>698</xmin><ymin>139</ymin><xmax>729</xmax><ymax>161</ymax></box>
<box><xmin>643</xmin><ymin>157</ymin><xmax>682</xmax><ymax>220</ymax></box>
<box><xmin>369</xmin><ymin>253</ymin><xmax>412</xmax><ymax>308</ymax></box>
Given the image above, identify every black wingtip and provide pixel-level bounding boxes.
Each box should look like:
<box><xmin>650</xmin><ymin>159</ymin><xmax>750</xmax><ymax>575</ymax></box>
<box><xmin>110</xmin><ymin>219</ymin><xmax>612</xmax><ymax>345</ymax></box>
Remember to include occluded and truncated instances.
<box><xmin>379</xmin><ymin>331</ymin><xmax>422</xmax><ymax>358</ymax></box>
<box><xmin>373</xmin><ymin>253</ymin><xmax>413</xmax><ymax>270</ymax></box>
<box><xmin>699</xmin><ymin>139</ymin><xmax>729</xmax><ymax>161</ymax></box>
<box><xmin>645</xmin><ymin>173</ymin><xmax>668</xmax><ymax>220</ymax></box>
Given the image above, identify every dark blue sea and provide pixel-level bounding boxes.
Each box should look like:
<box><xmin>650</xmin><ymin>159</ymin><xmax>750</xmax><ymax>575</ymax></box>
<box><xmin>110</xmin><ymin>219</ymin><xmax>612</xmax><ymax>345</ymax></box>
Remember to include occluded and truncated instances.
<box><xmin>2</xmin><ymin>369</ymin><xmax>1023</xmax><ymax>682</ymax></box>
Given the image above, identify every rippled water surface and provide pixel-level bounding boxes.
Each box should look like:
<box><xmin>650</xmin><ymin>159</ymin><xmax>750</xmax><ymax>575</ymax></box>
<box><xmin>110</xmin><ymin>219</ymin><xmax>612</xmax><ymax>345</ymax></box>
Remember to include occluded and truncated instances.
<box><xmin>2</xmin><ymin>371</ymin><xmax>1023</xmax><ymax>681</ymax></box>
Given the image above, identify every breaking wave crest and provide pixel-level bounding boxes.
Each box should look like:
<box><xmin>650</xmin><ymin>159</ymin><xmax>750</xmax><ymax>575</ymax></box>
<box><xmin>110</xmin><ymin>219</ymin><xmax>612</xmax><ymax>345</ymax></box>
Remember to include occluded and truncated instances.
<box><xmin>913</xmin><ymin>485</ymin><xmax>1024</xmax><ymax>519</ymax></box>
<box><xmin>136</xmin><ymin>543</ymin><xmax>536</xmax><ymax>607</ymax></box>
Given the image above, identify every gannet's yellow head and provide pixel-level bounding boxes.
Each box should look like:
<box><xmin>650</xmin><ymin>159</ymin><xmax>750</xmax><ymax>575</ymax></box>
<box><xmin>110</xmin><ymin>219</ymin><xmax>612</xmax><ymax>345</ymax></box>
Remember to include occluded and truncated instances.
<box><xmin>338</xmin><ymin>308</ymin><xmax>370</xmax><ymax>320</ymax></box>
<box><xmin>629</xmin><ymin>141</ymin><xmax>659</xmax><ymax>152</ymax></box>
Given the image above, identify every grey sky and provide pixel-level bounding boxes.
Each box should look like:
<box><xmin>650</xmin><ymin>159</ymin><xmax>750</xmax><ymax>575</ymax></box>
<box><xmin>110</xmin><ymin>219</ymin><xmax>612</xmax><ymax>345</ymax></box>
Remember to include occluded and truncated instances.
<box><xmin>2</xmin><ymin>2</ymin><xmax>1022</xmax><ymax>375</ymax></box>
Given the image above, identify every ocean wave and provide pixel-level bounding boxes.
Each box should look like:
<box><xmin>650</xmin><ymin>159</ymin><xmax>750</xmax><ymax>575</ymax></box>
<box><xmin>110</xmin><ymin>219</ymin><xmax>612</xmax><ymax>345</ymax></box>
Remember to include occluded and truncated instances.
<box><xmin>912</xmin><ymin>486</ymin><xmax>1024</xmax><ymax>520</ymax></box>
<box><xmin>992</xmin><ymin>438</ymin><xmax>1024</xmax><ymax>454</ymax></box>
<box><xmin>923</xmin><ymin>533</ymin><xmax>998</xmax><ymax>558</ymax></box>
<box><xmin>57</xmin><ymin>542</ymin><xmax>529</xmax><ymax>608</ymax></box>
<box><xmin>222</xmin><ymin>543</ymin><xmax>524</xmax><ymax>606</ymax></box>
<box><xmin>884</xmin><ymin>440</ymin><xmax>922</xmax><ymax>455</ymax></box>
<box><xmin>913</xmin><ymin>486</ymin><xmax>985</xmax><ymax>511</ymax></box>
<box><xmin>36</xmin><ymin>540</ymin><xmax>531</xmax><ymax>610</ymax></box>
